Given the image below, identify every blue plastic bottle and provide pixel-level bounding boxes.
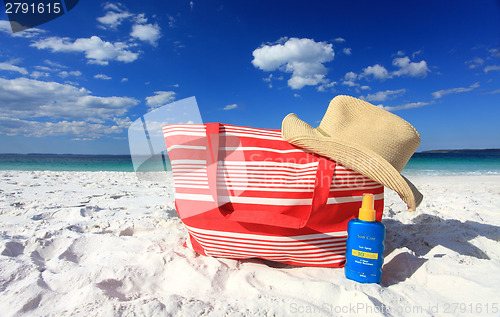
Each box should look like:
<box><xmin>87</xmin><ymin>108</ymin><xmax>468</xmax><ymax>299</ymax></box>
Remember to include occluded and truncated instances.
<box><xmin>345</xmin><ymin>194</ymin><xmax>385</xmax><ymax>284</ymax></box>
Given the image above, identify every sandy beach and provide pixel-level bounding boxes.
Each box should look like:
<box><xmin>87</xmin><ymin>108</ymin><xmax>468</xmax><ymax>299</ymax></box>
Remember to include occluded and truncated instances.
<box><xmin>1</xmin><ymin>171</ymin><xmax>499</xmax><ymax>316</ymax></box>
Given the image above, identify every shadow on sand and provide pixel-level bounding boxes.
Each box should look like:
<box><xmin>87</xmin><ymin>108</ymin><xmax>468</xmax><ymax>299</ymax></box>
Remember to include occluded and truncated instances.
<box><xmin>381</xmin><ymin>213</ymin><xmax>500</xmax><ymax>286</ymax></box>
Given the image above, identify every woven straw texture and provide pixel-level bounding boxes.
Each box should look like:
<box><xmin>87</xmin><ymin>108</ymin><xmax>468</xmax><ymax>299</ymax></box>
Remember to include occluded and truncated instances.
<box><xmin>282</xmin><ymin>95</ymin><xmax>423</xmax><ymax>211</ymax></box>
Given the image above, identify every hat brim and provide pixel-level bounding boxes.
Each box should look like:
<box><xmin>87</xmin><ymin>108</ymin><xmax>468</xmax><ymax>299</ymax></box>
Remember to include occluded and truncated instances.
<box><xmin>282</xmin><ymin>113</ymin><xmax>423</xmax><ymax>211</ymax></box>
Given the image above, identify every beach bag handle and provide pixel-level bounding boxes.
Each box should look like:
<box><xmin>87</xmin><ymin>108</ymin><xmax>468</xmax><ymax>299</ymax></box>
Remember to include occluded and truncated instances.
<box><xmin>205</xmin><ymin>122</ymin><xmax>335</xmax><ymax>229</ymax></box>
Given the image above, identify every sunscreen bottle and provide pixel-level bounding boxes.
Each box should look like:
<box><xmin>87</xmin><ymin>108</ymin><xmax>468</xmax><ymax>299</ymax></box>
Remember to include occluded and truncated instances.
<box><xmin>345</xmin><ymin>194</ymin><xmax>385</xmax><ymax>283</ymax></box>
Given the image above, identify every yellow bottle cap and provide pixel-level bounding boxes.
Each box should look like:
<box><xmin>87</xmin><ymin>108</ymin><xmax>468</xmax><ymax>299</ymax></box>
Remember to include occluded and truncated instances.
<box><xmin>358</xmin><ymin>194</ymin><xmax>376</xmax><ymax>222</ymax></box>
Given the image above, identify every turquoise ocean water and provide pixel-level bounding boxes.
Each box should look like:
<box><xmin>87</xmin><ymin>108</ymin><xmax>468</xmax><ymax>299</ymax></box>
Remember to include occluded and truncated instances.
<box><xmin>1</xmin><ymin>150</ymin><xmax>500</xmax><ymax>176</ymax></box>
<box><xmin>403</xmin><ymin>150</ymin><xmax>500</xmax><ymax>176</ymax></box>
<box><xmin>0</xmin><ymin>154</ymin><xmax>136</xmax><ymax>172</ymax></box>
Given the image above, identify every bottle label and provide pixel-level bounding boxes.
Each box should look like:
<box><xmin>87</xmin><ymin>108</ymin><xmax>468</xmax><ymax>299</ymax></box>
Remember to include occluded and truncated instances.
<box><xmin>351</xmin><ymin>249</ymin><xmax>378</xmax><ymax>260</ymax></box>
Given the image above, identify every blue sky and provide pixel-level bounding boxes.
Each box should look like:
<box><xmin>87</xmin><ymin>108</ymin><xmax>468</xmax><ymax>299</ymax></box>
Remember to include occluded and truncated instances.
<box><xmin>0</xmin><ymin>0</ymin><xmax>499</xmax><ymax>154</ymax></box>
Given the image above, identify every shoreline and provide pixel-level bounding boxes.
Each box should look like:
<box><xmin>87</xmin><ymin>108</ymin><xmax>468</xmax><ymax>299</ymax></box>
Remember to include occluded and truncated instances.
<box><xmin>410</xmin><ymin>174</ymin><xmax>500</xmax><ymax>181</ymax></box>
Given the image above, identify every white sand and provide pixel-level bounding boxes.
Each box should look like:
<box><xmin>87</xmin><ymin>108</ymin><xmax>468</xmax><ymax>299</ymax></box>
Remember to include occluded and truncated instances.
<box><xmin>1</xmin><ymin>171</ymin><xmax>499</xmax><ymax>316</ymax></box>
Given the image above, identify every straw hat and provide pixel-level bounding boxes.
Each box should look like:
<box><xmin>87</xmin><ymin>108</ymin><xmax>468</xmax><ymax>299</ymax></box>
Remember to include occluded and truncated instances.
<box><xmin>281</xmin><ymin>95</ymin><xmax>423</xmax><ymax>211</ymax></box>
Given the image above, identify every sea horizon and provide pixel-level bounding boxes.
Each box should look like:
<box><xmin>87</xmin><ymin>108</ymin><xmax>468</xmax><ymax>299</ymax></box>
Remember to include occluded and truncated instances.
<box><xmin>2</xmin><ymin>147</ymin><xmax>499</xmax><ymax>155</ymax></box>
<box><xmin>1</xmin><ymin>149</ymin><xmax>500</xmax><ymax>176</ymax></box>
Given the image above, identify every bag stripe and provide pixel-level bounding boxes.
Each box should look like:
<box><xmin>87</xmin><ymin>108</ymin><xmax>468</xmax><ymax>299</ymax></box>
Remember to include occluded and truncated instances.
<box><xmin>175</xmin><ymin>193</ymin><xmax>215</xmax><ymax>202</ymax></box>
<box><xmin>202</xmin><ymin>184</ymin><xmax>383</xmax><ymax>193</ymax></box>
<box><xmin>221</xmin><ymin>146</ymin><xmax>306</xmax><ymax>154</ymax></box>
<box><xmin>175</xmin><ymin>185</ymin><xmax>210</xmax><ymax>189</ymax></box>
<box><xmin>219</xmin><ymin>125</ymin><xmax>281</xmax><ymax>135</ymax></box>
<box><xmin>174</xmin><ymin>174</ymin><xmax>208</xmax><ymax>178</ymax></box>
<box><xmin>175</xmin><ymin>181</ymin><xmax>209</xmax><ymax>185</ymax></box>
<box><xmin>206</xmin><ymin>253</ymin><xmax>346</xmax><ymax>265</ymax></box>
<box><xmin>167</xmin><ymin>145</ymin><xmax>207</xmax><ymax>151</ymax></box>
<box><xmin>190</xmin><ymin>235</ymin><xmax>347</xmax><ymax>250</ymax></box>
<box><xmin>185</xmin><ymin>225</ymin><xmax>347</xmax><ymax>241</ymax></box>
<box><xmin>207</xmin><ymin>252</ymin><xmax>345</xmax><ymax>267</ymax></box>
<box><xmin>185</xmin><ymin>225</ymin><xmax>348</xmax><ymax>265</ymax></box>
<box><xmin>219</xmin><ymin>170</ymin><xmax>317</xmax><ymax>177</ymax></box>
<box><xmin>164</xmin><ymin>123</ymin><xmax>384</xmax><ymax>267</ymax></box>
<box><xmin>171</xmin><ymin>165</ymin><xmax>207</xmax><ymax>168</ymax></box>
<box><xmin>203</xmin><ymin>246</ymin><xmax>346</xmax><ymax>258</ymax></box>
<box><xmin>171</xmin><ymin>159</ymin><xmax>207</xmax><ymax>165</ymax></box>
<box><xmin>216</xmin><ymin>176</ymin><xmax>379</xmax><ymax>185</ymax></box>
<box><xmin>223</xmin><ymin>132</ymin><xmax>283</xmax><ymax>141</ymax></box>
<box><xmin>221</xmin><ymin>161</ymin><xmax>319</xmax><ymax>168</ymax></box>
<box><xmin>163</xmin><ymin>131</ymin><xmax>206</xmax><ymax>137</ymax></box>
<box><xmin>174</xmin><ymin>185</ymin><xmax>382</xmax><ymax>193</ymax></box>
<box><xmin>215</xmin><ymin>181</ymin><xmax>381</xmax><ymax>188</ymax></box>
<box><xmin>163</xmin><ymin>124</ymin><xmax>206</xmax><ymax>130</ymax></box>
<box><xmin>173</xmin><ymin>169</ymin><xmax>207</xmax><ymax>173</ymax></box>
<box><xmin>175</xmin><ymin>192</ymin><xmax>383</xmax><ymax>205</ymax></box>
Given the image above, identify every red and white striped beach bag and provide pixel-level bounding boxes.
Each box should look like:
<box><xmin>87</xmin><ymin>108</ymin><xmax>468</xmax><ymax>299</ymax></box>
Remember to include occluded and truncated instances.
<box><xmin>163</xmin><ymin>123</ymin><xmax>384</xmax><ymax>267</ymax></box>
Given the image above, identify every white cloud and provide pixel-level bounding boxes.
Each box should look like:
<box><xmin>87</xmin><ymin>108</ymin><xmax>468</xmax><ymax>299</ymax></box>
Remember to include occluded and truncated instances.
<box><xmin>167</xmin><ymin>16</ymin><xmax>176</xmax><ymax>28</ymax></box>
<box><xmin>59</xmin><ymin>70</ymin><xmax>82</xmax><ymax>78</ymax></box>
<box><xmin>134</xmin><ymin>13</ymin><xmax>148</xmax><ymax>24</ymax></box>
<box><xmin>94</xmin><ymin>73</ymin><xmax>112</xmax><ymax>80</ymax></box>
<box><xmin>0</xmin><ymin>61</ymin><xmax>28</xmax><ymax>75</ymax></box>
<box><xmin>145</xmin><ymin>91</ymin><xmax>176</xmax><ymax>109</ymax></box>
<box><xmin>30</xmin><ymin>71</ymin><xmax>49</xmax><ymax>79</ymax></box>
<box><xmin>344</xmin><ymin>72</ymin><xmax>357</xmax><ymax>81</ymax></box>
<box><xmin>121</xmin><ymin>78</ymin><xmax>128</xmax><ymax>82</ymax></box>
<box><xmin>392</xmin><ymin>57</ymin><xmax>430</xmax><ymax>77</ymax></box>
<box><xmin>102</xmin><ymin>3</ymin><xmax>124</xmax><ymax>12</ymax></box>
<box><xmin>97</xmin><ymin>9</ymin><xmax>132</xmax><ymax>28</ymax></box>
<box><xmin>0</xmin><ymin>116</ymin><xmax>126</xmax><ymax>138</ymax></box>
<box><xmin>343</xmin><ymin>48</ymin><xmax>352</xmax><ymax>55</ymax></box>
<box><xmin>484</xmin><ymin>65</ymin><xmax>500</xmax><ymax>73</ymax></box>
<box><xmin>223</xmin><ymin>104</ymin><xmax>238</xmax><ymax>110</ymax></box>
<box><xmin>466</xmin><ymin>57</ymin><xmax>485</xmax><ymax>69</ymax></box>
<box><xmin>412</xmin><ymin>50</ymin><xmax>422</xmax><ymax>59</ymax></box>
<box><xmin>35</xmin><ymin>66</ymin><xmax>52</xmax><ymax>72</ymax></box>
<box><xmin>360</xmin><ymin>89</ymin><xmax>406</xmax><ymax>102</ymax></box>
<box><xmin>130</xmin><ymin>23</ymin><xmax>162</xmax><ymax>46</ymax></box>
<box><xmin>342</xmin><ymin>71</ymin><xmax>358</xmax><ymax>86</ymax></box>
<box><xmin>173</xmin><ymin>41</ymin><xmax>185</xmax><ymax>50</ymax></box>
<box><xmin>488</xmin><ymin>48</ymin><xmax>500</xmax><ymax>58</ymax></box>
<box><xmin>466</xmin><ymin>48</ymin><xmax>500</xmax><ymax>73</ymax></box>
<box><xmin>361</xmin><ymin>64</ymin><xmax>391</xmax><ymax>80</ymax></box>
<box><xmin>288</xmin><ymin>73</ymin><xmax>329</xmax><ymax>90</ymax></box>
<box><xmin>29</xmin><ymin>2</ymin><xmax>164</xmax><ymax>64</ymax></box>
<box><xmin>112</xmin><ymin>116</ymin><xmax>133</xmax><ymax>129</ymax></box>
<box><xmin>98</xmin><ymin>3</ymin><xmax>163</xmax><ymax>46</ymax></box>
<box><xmin>360</xmin><ymin>56</ymin><xmax>430</xmax><ymax>80</ymax></box>
<box><xmin>432</xmin><ymin>82</ymin><xmax>480</xmax><ymax>99</ymax></box>
<box><xmin>252</xmin><ymin>37</ymin><xmax>334</xmax><ymax>89</ymax></box>
<box><xmin>0</xmin><ymin>20</ymin><xmax>45</xmax><ymax>38</ymax></box>
<box><xmin>0</xmin><ymin>20</ymin><xmax>12</xmax><ymax>33</ymax></box>
<box><xmin>263</xmin><ymin>74</ymin><xmax>283</xmax><ymax>85</ymax></box>
<box><xmin>0</xmin><ymin>76</ymin><xmax>138</xmax><ymax>139</ymax></box>
<box><xmin>378</xmin><ymin>101</ymin><xmax>432</xmax><ymax>112</ymax></box>
<box><xmin>317</xmin><ymin>81</ymin><xmax>336</xmax><ymax>92</ymax></box>
<box><xmin>252</xmin><ymin>38</ymin><xmax>334</xmax><ymax>71</ymax></box>
<box><xmin>333</xmin><ymin>38</ymin><xmax>345</xmax><ymax>43</ymax></box>
<box><xmin>0</xmin><ymin>77</ymin><xmax>139</xmax><ymax>121</ymax></box>
<box><xmin>31</xmin><ymin>36</ymin><xmax>139</xmax><ymax>65</ymax></box>
<box><xmin>43</xmin><ymin>60</ymin><xmax>67</xmax><ymax>69</ymax></box>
